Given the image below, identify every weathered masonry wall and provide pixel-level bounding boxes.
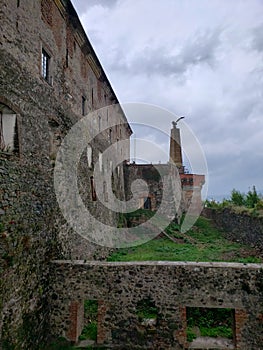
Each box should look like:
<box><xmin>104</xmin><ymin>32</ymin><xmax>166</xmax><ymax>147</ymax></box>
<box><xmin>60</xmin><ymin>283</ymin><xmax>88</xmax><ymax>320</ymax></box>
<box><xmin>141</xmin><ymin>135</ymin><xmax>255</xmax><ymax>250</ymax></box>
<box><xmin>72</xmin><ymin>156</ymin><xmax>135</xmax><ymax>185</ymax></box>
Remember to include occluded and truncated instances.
<box><xmin>124</xmin><ymin>163</ymin><xmax>182</xmax><ymax>221</ymax></box>
<box><xmin>0</xmin><ymin>0</ymin><xmax>131</xmax><ymax>348</ymax></box>
<box><xmin>203</xmin><ymin>208</ymin><xmax>263</xmax><ymax>251</ymax></box>
<box><xmin>50</xmin><ymin>261</ymin><xmax>263</xmax><ymax>349</ymax></box>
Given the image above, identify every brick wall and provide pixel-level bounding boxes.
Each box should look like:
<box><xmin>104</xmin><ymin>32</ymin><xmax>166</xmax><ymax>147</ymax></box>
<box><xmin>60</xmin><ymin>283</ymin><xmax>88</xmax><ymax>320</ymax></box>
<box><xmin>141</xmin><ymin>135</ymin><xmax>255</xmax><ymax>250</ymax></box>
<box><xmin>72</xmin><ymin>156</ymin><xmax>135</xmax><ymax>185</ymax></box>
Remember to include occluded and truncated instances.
<box><xmin>67</xmin><ymin>301</ymin><xmax>84</xmax><ymax>343</ymax></box>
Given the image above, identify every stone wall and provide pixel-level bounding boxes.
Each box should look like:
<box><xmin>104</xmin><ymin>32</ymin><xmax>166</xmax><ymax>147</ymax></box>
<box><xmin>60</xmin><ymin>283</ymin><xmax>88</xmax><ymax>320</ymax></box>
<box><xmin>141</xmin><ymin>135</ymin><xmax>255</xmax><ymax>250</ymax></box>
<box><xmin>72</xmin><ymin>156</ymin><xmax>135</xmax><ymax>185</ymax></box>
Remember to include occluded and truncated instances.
<box><xmin>50</xmin><ymin>260</ymin><xmax>263</xmax><ymax>349</ymax></box>
<box><xmin>0</xmin><ymin>0</ymin><xmax>131</xmax><ymax>348</ymax></box>
<box><xmin>124</xmin><ymin>163</ymin><xmax>205</xmax><ymax>218</ymax></box>
<box><xmin>203</xmin><ymin>208</ymin><xmax>263</xmax><ymax>251</ymax></box>
<box><xmin>124</xmin><ymin>163</ymin><xmax>182</xmax><ymax>221</ymax></box>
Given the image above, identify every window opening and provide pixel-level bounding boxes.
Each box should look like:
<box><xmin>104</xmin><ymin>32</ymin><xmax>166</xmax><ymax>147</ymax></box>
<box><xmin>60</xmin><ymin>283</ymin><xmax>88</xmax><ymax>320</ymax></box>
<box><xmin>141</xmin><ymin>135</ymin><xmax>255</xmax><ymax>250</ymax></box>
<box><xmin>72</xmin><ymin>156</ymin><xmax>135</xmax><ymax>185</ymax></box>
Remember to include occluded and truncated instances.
<box><xmin>87</xmin><ymin>146</ymin><xmax>92</xmax><ymax>168</ymax></box>
<box><xmin>98</xmin><ymin>115</ymin><xmax>101</xmax><ymax>132</ymax></box>
<box><xmin>0</xmin><ymin>105</ymin><xmax>18</xmax><ymax>154</ymax></box>
<box><xmin>79</xmin><ymin>300</ymin><xmax>98</xmax><ymax>343</ymax></box>
<box><xmin>103</xmin><ymin>181</ymin><xmax>108</xmax><ymax>202</ymax></box>
<box><xmin>90</xmin><ymin>176</ymin><xmax>97</xmax><ymax>201</ymax></box>
<box><xmin>66</xmin><ymin>48</ymin><xmax>69</xmax><ymax>67</ymax></box>
<box><xmin>144</xmin><ymin>197</ymin><xmax>152</xmax><ymax>210</ymax></box>
<box><xmin>41</xmin><ymin>49</ymin><xmax>50</xmax><ymax>81</ymax></box>
<box><xmin>136</xmin><ymin>298</ymin><xmax>158</xmax><ymax>329</ymax></box>
<box><xmin>82</xmin><ymin>96</ymin><xmax>86</xmax><ymax>116</ymax></box>
<box><xmin>186</xmin><ymin>307</ymin><xmax>235</xmax><ymax>349</ymax></box>
<box><xmin>99</xmin><ymin>152</ymin><xmax>103</xmax><ymax>172</ymax></box>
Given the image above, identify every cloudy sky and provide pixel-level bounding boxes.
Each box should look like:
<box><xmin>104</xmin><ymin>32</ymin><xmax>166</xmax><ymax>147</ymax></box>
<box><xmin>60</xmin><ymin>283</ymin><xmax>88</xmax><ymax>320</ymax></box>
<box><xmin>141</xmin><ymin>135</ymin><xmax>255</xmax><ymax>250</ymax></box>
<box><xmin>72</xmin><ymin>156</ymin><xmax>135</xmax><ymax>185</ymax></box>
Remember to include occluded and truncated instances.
<box><xmin>71</xmin><ymin>0</ymin><xmax>263</xmax><ymax>198</ymax></box>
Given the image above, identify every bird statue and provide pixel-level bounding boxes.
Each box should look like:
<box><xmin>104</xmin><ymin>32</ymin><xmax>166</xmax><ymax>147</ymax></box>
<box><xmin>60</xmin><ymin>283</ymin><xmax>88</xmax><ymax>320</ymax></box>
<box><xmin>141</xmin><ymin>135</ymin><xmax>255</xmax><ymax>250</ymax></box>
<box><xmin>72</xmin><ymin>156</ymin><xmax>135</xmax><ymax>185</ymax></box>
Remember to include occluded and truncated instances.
<box><xmin>172</xmin><ymin>116</ymin><xmax>185</xmax><ymax>127</ymax></box>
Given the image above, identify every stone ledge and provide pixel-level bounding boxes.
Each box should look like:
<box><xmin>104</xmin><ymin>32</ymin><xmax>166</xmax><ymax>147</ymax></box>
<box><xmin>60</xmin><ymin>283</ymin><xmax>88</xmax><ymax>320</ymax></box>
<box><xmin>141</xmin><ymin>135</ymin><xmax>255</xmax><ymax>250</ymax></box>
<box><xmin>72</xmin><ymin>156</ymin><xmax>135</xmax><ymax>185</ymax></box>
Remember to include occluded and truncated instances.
<box><xmin>51</xmin><ymin>259</ymin><xmax>263</xmax><ymax>269</ymax></box>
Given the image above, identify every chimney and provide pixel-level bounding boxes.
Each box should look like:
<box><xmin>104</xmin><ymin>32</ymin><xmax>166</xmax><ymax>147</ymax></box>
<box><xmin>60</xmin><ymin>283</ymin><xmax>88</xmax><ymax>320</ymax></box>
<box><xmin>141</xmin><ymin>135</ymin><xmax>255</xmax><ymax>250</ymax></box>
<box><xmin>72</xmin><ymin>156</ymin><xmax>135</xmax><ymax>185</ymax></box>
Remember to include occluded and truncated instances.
<box><xmin>169</xmin><ymin>121</ymin><xmax>183</xmax><ymax>168</ymax></box>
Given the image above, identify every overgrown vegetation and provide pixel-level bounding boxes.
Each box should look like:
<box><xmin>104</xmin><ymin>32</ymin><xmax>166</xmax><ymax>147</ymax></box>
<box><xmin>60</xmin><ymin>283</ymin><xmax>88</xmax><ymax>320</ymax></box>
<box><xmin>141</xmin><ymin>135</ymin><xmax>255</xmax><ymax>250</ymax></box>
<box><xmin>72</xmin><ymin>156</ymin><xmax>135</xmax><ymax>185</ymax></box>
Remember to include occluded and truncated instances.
<box><xmin>205</xmin><ymin>186</ymin><xmax>263</xmax><ymax>215</ymax></box>
<box><xmin>186</xmin><ymin>307</ymin><xmax>233</xmax><ymax>342</ymax></box>
<box><xmin>79</xmin><ymin>300</ymin><xmax>98</xmax><ymax>341</ymax></box>
<box><xmin>107</xmin><ymin>216</ymin><xmax>262</xmax><ymax>263</ymax></box>
<box><xmin>136</xmin><ymin>299</ymin><xmax>158</xmax><ymax>321</ymax></box>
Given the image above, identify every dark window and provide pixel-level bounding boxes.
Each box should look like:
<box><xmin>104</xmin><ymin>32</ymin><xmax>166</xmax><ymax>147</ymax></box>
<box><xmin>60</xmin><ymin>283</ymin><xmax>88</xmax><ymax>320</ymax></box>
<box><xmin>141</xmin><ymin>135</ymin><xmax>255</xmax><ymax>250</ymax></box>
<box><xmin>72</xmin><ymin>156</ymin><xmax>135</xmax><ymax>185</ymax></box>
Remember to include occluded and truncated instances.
<box><xmin>109</xmin><ymin>128</ymin><xmax>112</xmax><ymax>143</ymax></box>
<box><xmin>17</xmin><ymin>0</ymin><xmax>20</xmax><ymax>7</ymax></box>
<box><xmin>98</xmin><ymin>115</ymin><xmax>101</xmax><ymax>132</ymax></box>
<box><xmin>144</xmin><ymin>197</ymin><xmax>152</xmax><ymax>210</ymax></box>
<box><xmin>90</xmin><ymin>176</ymin><xmax>96</xmax><ymax>201</ymax></box>
<box><xmin>66</xmin><ymin>48</ymin><xmax>69</xmax><ymax>67</ymax></box>
<box><xmin>103</xmin><ymin>181</ymin><xmax>108</xmax><ymax>202</ymax></box>
<box><xmin>42</xmin><ymin>49</ymin><xmax>50</xmax><ymax>81</ymax></box>
<box><xmin>82</xmin><ymin>96</ymin><xmax>86</xmax><ymax>116</ymax></box>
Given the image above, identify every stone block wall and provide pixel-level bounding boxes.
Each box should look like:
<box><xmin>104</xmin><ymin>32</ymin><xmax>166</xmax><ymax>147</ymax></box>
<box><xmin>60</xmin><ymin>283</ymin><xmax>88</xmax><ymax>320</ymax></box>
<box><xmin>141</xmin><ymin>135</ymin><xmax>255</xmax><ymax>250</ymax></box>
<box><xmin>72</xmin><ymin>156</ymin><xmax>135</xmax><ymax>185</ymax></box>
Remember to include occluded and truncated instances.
<box><xmin>203</xmin><ymin>208</ymin><xmax>263</xmax><ymax>251</ymax></box>
<box><xmin>49</xmin><ymin>261</ymin><xmax>263</xmax><ymax>349</ymax></box>
<box><xmin>124</xmin><ymin>163</ymin><xmax>182</xmax><ymax>221</ymax></box>
<box><xmin>0</xmin><ymin>1</ymin><xmax>131</xmax><ymax>348</ymax></box>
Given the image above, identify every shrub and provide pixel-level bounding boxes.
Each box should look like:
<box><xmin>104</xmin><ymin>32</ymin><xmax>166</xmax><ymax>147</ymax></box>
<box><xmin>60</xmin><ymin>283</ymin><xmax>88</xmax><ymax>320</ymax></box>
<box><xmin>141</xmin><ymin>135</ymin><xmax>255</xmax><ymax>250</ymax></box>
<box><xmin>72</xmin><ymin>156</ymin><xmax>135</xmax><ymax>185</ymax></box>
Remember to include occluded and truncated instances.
<box><xmin>231</xmin><ymin>189</ymin><xmax>245</xmax><ymax>206</ymax></box>
<box><xmin>245</xmin><ymin>186</ymin><xmax>260</xmax><ymax>208</ymax></box>
<box><xmin>255</xmin><ymin>200</ymin><xmax>263</xmax><ymax>210</ymax></box>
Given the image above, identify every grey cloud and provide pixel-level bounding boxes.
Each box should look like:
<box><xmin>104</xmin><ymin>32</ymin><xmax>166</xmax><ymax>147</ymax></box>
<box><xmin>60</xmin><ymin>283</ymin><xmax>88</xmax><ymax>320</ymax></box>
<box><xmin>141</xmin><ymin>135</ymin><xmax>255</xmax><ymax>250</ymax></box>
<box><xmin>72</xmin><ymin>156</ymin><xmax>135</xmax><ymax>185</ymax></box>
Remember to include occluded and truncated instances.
<box><xmin>71</xmin><ymin>0</ymin><xmax>118</xmax><ymax>15</ymax></box>
<box><xmin>109</xmin><ymin>28</ymin><xmax>222</xmax><ymax>77</ymax></box>
<box><xmin>252</xmin><ymin>24</ymin><xmax>263</xmax><ymax>52</ymax></box>
<box><xmin>207</xmin><ymin>149</ymin><xmax>263</xmax><ymax>196</ymax></box>
<box><xmin>180</xmin><ymin>28</ymin><xmax>222</xmax><ymax>68</ymax></box>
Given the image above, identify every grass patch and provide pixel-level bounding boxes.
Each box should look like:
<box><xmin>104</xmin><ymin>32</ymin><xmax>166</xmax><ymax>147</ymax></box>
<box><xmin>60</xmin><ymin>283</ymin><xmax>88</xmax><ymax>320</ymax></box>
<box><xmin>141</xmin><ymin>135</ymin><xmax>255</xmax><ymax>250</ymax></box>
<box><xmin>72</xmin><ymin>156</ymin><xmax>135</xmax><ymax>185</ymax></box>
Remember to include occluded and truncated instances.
<box><xmin>107</xmin><ymin>216</ymin><xmax>262</xmax><ymax>263</ymax></box>
<box><xmin>187</xmin><ymin>307</ymin><xmax>233</xmax><ymax>341</ymax></box>
<box><xmin>79</xmin><ymin>300</ymin><xmax>98</xmax><ymax>341</ymax></box>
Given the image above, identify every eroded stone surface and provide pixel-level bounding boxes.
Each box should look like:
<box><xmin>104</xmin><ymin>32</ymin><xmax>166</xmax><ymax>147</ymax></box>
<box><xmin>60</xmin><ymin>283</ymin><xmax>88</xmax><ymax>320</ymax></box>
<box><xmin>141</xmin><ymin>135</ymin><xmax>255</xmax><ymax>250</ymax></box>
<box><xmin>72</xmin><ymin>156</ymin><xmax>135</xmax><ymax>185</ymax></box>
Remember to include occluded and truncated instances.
<box><xmin>49</xmin><ymin>261</ymin><xmax>263</xmax><ymax>349</ymax></box>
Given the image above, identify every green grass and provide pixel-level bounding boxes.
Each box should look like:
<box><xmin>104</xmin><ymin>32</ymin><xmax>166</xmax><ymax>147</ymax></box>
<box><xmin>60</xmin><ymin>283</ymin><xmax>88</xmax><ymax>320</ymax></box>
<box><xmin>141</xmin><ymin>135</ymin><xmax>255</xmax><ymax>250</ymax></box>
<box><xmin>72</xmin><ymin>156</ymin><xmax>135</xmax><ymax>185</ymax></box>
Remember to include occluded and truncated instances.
<box><xmin>199</xmin><ymin>325</ymin><xmax>233</xmax><ymax>338</ymax></box>
<box><xmin>79</xmin><ymin>300</ymin><xmax>98</xmax><ymax>341</ymax></box>
<box><xmin>107</xmin><ymin>216</ymin><xmax>262</xmax><ymax>263</ymax></box>
<box><xmin>136</xmin><ymin>299</ymin><xmax>158</xmax><ymax>320</ymax></box>
<box><xmin>186</xmin><ymin>307</ymin><xmax>233</xmax><ymax>341</ymax></box>
<box><xmin>79</xmin><ymin>322</ymin><xmax>97</xmax><ymax>341</ymax></box>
